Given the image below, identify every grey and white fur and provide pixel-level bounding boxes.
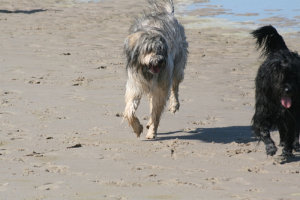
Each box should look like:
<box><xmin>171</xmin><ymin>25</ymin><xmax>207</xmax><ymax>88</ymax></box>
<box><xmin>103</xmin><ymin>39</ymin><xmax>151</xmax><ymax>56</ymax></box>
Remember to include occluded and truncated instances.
<box><xmin>123</xmin><ymin>0</ymin><xmax>188</xmax><ymax>139</ymax></box>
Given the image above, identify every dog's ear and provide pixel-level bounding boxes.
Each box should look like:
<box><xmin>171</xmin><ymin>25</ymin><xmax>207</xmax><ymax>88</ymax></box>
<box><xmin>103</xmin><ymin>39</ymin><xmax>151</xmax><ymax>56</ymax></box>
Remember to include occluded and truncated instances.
<box><xmin>124</xmin><ymin>32</ymin><xmax>144</xmax><ymax>66</ymax></box>
<box><xmin>124</xmin><ymin>32</ymin><xmax>143</xmax><ymax>51</ymax></box>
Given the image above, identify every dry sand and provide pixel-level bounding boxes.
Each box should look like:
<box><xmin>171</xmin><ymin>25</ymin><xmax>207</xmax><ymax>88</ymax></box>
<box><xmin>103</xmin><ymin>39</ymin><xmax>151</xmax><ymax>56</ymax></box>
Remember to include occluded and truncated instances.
<box><xmin>1</xmin><ymin>0</ymin><xmax>300</xmax><ymax>199</ymax></box>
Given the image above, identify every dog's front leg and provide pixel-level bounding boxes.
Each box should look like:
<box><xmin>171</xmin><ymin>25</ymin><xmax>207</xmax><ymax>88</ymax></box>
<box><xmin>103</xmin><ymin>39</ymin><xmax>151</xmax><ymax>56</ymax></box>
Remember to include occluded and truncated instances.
<box><xmin>278</xmin><ymin>121</ymin><xmax>295</xmax><ymax>157</ymax></box>
<box><xmin>260</xmin><ymin>130</ymin><xmax>278</xmax><ymax>156</ymax></box>
<box><xmin>146</xmin><ymin>97</ymin><xmax>153</xmax><ymax>129</ymax></box>
<box><xmin>146</xmin><ymin>90</ymin><xmax>167</xmax><ymax>139</ymax></box>
<box><xmin>281</xmin><ymin>131</ymin><xmax>294</xmax><ymax>157</ymax></box>
<box><xmin>278</xmin><ymin>130</ymin><xmax>299</xmax><ymax>152</ymax></box>
<box><xmin>293</xmin><ymin>132</ymin><xmax>300</xmax><ymax>151</ymax></box>
<box><xmin>123</xmin><ymin>87</ymin><xmax>143</xmax><ymax>137</ymax></box>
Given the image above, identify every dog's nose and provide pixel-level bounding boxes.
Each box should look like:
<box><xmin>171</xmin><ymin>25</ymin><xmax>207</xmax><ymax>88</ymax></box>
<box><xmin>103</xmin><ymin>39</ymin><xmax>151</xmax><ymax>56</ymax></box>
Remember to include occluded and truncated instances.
<box><xmin>285</xmin><ymin>87</ymin><xmax>293</xmax><ymax>95</ymax></box>
<box><xmin>157</xmin><ymin>57</ymin><xmax>164</xmax><ymax>65</ymax></box>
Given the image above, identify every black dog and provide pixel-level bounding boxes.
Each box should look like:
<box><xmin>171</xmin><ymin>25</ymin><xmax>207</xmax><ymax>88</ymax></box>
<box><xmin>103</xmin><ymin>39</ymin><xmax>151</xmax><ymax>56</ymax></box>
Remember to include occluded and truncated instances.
<box><xmin>251</xmin><ymin>25</ymin><xmax>300</xmax><ymax>157</ymax></box>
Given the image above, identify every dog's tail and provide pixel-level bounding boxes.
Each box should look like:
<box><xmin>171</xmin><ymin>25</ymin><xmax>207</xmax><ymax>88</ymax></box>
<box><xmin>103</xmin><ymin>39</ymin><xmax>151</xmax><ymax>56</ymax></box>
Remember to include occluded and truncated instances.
<box><xmin>251</xmin><ymin>25</ymin><xmax>289</xmax><ymax>57</ymax></box>
<box><xmin>147</xmin><ymin>0</ymin><xmax>174</xmax><ymax>14</ymax></box>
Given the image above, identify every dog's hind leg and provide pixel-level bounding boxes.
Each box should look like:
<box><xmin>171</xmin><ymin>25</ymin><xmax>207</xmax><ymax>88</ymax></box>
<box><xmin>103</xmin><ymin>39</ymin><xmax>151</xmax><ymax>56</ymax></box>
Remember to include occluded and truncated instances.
<box><xmin>169</xmin><ymin>66</ymin><xmax>184</xmax><ymax>113</ymax></box>
<box><xmin>146</xmin><ymin>97</ymin><xmax>153</xmax><ymax>129</ymax></box>
<box><xmin>146</xmin><ymin>89</ymin><xmax>168</xmax><ymax>139</ymax></box>
<box><xmin>123</xmin><ymin>82</ymin><xmax>143</xmax><ymax>138</ymax></box>
<box><xmin>169</xmin><ymin>81</ymin><xmax>180</xmax><ymax>113</ymax></box>
<box><xmin>169</xmin><ymin>40</ymin><xmax>188</xmax><ymax>113</ymax></box>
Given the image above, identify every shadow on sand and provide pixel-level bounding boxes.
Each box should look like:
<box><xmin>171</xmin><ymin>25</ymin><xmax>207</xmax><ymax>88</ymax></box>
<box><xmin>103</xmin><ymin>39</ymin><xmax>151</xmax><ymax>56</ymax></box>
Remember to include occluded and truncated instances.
<box><xmin>0</xmin><ymin>9</ymin><xmax>47</xmax><ymax>14</ymax></box>
<box><xmin>156</xmin><ymin>125</ymin><xmax>256</xmax><ymax>144</ymax></box>
<box><xmin>154</xmin><ymin>125</ymin><xmax>300</xmax><ymax>163</ymax></box>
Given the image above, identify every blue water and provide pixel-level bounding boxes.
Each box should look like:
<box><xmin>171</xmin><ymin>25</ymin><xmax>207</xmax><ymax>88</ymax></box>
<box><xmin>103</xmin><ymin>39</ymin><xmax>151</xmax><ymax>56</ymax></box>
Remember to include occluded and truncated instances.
<box><xmin>187</xmin><ymin>0</ymin><xmax>300</xmax><ymax>31</ymax></box>
<box><xmin>74</xmin><ymin>0</ymin><xmax>300</xmax><ymax>31</ymax></box>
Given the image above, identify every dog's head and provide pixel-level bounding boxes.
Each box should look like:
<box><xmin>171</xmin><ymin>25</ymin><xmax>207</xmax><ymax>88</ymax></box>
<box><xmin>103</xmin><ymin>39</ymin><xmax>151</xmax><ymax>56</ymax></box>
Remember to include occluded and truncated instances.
<box><xmin>270</xmin><ymin>52</ymin><xmax>300</xmax><ymax>109</ymax></box>
<box><xmin>124</xmin><ymin>30</ymin><xmax>168</xmax><ymax>76</ymax></box>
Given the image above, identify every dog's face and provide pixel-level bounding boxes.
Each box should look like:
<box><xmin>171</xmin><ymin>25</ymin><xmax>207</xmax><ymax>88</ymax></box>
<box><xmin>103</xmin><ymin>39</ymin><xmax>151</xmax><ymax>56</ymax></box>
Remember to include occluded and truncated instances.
<box><xmin>257</xmin><ymin>51</ymin><xmax>300</xmax><ymax>110</ymax></box>
<box><xmin>139</xmin><ymin>35</ymin><xmax>167</xmax><ymax>74</ymax></box>
<box><xmin>278</xmin><ymin>75</ymin><xmax>295</xmax><ymax>109</ymax></box>
<box><xmin>274</xmin><ymin>65</ymin><xmax>300</xmax><ymax>109</ymax></box>
<box><xmin>124</xmin><ymin>31</ymin><xmax>168</xmax><ymax>77</ymax></box>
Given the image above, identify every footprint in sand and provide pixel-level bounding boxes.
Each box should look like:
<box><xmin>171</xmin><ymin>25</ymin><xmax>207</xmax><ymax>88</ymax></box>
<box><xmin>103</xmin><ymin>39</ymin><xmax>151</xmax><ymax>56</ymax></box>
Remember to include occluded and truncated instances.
<box><xmin>270</xmin><ymin>178</ymin><xmax>282</xmax><ymax>182</ymax></box>
<box><xmin>226</xmin><ymin>148</ymin><xmax>255</xmax><ymax>157</ymax></box>
<box><xmin>242</xmin><ymin>166</ymin><xmax>268</xmax><ymax>173</ymax></box>
<box><xmin>281</xmin><ymin>170</ymin><xmax>300</xmax><ymax>174</ymax></box>
<box><xmin>72</xmin><ymin>96</ymin><xmax>85</xmax><ymax>101</ymax></box>
<box><xmin>35</xmin><ymin>182</ymin><xmax>62</xmax><ymax>191</ymax></box>
<box><xmin>221</xmin><ymin>98</ymin><xmax>238</xmax><ymax>102</ymax></box>
<box><xmin>91</xmin><ymin>179</ymin><xmax>141</xmax><ymax>188</ymax></box>
<box><xmin>41</xmin><ymin>163</ymin><xmax>69</xmax><ymax>175</ymax></box>
<box><xmin>246</xmin><ymin>188</ymin><xmax>263</xmax><ymax>192</ymax></box>
<box><xmin>182</xmin><ymin>127</ymin><xmax>197</xmax><ymax>132</ymax></box>
<box><xmin>181</xmin><ymin>98</ymin><xmax>191</xmax><ymax>102</ymax></box>
<box><xmin>72</xmin><ymin>77</ymin><xmax>92</xmax><ymax>86</ymax></box>
<box><xmin>239</xmin><ymin>92</ymin><xmax>253</xmax><ymax>97</ymax></box>
<box><xmin>0</xmin><ymin>183</ymin><xmax>9</xmax><ymax>192</ymax></box>
<box><xmin>243</xmin><ymin>102</ymin><xmax>253</xmax><ymax>106</ymax></box>
<box><xmin>22</xmin><ymin>168</ymin><xmax>35</xmax><ymax>176</ymax></box>
<box><xmin>102</xmin><ymin>194</ymin><xmax>128</xmax><ymax>200</ymax></box>
<box><xmin>28</xmin><ymin>80</ymin><xmax>41</xmax><ymax>84</ymax></box>
<box><xmin>189</xmin><ymin>115</ymin><xmax>220</xmax><ymax>126</ymax></box>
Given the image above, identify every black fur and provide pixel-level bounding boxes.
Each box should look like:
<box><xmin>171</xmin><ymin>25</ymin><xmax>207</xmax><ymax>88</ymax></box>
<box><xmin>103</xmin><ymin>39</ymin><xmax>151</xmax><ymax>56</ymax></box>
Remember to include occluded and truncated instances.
<box><xmin>251</xmin><ymin>25</ymin><xmax>300</xmax><ymax>157</ymax></box>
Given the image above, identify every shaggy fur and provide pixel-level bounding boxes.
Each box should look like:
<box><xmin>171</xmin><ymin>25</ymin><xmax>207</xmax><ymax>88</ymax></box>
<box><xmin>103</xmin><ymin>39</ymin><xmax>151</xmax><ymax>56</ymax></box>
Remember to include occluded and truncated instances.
<box><xmin>123</xmin><ymin>0</ymin><xmax>188</xmax><ymax>139</ymax></box>
<box><xmin>251</xmin><ymin>25</ymin><xmax>300</xmax><ymax>157</ymax></box>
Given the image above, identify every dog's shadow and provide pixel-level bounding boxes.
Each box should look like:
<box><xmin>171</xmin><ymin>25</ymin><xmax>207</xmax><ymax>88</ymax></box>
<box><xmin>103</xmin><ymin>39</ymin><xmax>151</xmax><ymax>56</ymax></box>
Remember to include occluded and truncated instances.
<box><xmin>0</xmin><ymin>9</ymin><xmax>47</xmax><ymax>14</ymax></box>
<box><xmin>157</xmin><ymin>125</ymin><xmax>255</xmax><ymax>144</ymax></box>
<box><xmin>155</xmin><ymin>125</ymin><xmax>300</xmax><ymax>163</ymax></box>
<box><xmin>276</xmin><ymin>155</ymin><xmax>300</xmax><ymax>164</ymax></box>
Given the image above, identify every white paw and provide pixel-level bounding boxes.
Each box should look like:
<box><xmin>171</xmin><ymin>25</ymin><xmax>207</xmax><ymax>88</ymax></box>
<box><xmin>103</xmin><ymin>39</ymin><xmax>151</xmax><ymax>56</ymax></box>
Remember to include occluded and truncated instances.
<box><xmin>169</xmin><ymin>102</ymin><xmax>180</xmax><ymax>113</ymax></box>
<box><xmin>145</xmin><ymin>131</ymin><xmax>156</xmax><ymax>139</ymax></box>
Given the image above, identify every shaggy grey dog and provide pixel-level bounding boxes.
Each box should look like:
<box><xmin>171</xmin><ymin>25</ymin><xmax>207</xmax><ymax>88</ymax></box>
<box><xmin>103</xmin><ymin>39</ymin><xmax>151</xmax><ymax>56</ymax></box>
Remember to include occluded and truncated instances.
<box><xmin>123</xmin><ymin>0</ymin><xmax>188</xmax><ymax>139</ymax></box>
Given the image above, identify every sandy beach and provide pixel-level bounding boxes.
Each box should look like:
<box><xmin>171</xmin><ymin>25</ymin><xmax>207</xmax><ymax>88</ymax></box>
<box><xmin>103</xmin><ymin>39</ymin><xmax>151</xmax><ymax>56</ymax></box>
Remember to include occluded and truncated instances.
<box><xmin>1</xmin><ymin>0</ymin><xmax>300</xmax><ymax>199</ymax></box>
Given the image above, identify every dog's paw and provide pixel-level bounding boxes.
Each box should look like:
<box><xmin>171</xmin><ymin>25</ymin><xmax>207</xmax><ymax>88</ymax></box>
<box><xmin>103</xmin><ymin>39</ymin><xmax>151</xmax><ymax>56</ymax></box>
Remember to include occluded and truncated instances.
<box><xmin>266</xmin><ymin>144</ymin><xmax>277</xmax><ymax>156</ymax></box>
<box><xmin>281</xmin><ymin>150</ymin><xmax>295</xmax><ymax>158</ymax></box>
<box><xmin>169</xmin><ymin>103</ymin><xmax>180</xmax><ymax>114</ymax></box>
<box><xmin>293</xmin><ymin>142</ymin><xmax>300</xmax><ymax>151</ymax></box>
<box><xmin>134</xmin><ymin>124</ymin><xmax>143</xmax><ymax>138</ymax></box>
<box><xmin>145</xmin><ymin>130</ymin><xmax>156</xmax><ymax>139</ymax></box>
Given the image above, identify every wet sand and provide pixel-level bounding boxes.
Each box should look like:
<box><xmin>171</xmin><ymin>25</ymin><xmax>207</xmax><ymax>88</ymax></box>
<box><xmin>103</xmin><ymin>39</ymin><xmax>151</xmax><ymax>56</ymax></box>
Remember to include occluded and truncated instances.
<box><xmin>1</xmin><ymin>0</ymin><xmax>300</xmax><ymax>199</ymax></box>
